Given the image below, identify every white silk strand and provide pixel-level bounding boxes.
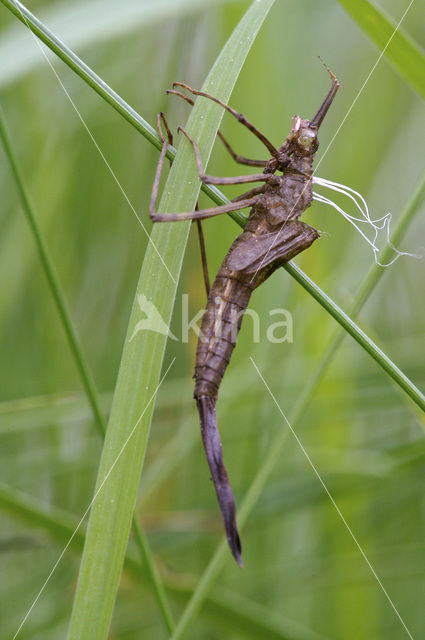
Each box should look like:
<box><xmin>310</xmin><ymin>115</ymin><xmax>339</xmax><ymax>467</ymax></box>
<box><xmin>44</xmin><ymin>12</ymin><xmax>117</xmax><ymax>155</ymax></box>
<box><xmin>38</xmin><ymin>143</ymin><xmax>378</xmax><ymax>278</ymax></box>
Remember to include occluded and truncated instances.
<box><xmin>312</xmin><ymin>176</ymin><xmax>423</xmax><ymax>267</ymax></box>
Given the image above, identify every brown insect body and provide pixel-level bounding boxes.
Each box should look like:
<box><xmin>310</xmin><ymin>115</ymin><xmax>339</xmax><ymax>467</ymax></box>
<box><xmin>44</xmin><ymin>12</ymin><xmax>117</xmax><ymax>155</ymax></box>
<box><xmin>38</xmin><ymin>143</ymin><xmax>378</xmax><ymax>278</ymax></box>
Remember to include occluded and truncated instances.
<box><xmin>194</xmin><ymin>169</ymin><xmax>320</xmax><ymax>398</ymax></box>
<box><xmin>194</xmin><ymin>122</ymin><xmax>320</xmax><ymax>565</ymax></box>
<box><xmin>150</xmin><ymin>69</ymin><xmax>339</xmax><ymax>566</ymax></box>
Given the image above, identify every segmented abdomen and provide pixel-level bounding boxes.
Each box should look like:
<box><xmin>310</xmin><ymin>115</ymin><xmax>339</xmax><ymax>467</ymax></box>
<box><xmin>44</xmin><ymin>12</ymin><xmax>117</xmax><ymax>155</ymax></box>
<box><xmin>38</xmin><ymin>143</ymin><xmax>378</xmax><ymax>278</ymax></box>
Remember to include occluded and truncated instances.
<box><xmin>194</xmin><ymin>269</ymin><xmax>254</xmax><ymax>399</ymax></box>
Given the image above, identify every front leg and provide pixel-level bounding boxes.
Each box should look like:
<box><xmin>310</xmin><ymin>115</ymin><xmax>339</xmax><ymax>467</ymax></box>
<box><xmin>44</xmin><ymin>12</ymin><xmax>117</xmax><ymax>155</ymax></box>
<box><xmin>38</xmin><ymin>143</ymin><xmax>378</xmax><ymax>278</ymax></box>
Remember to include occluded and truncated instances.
<box><xmin>148</xmin><ymin>115</ymin><xmax>257</xmax><ymax>222</ymax></box>
<box><xmin>178</xmin><ymin>127</ymin><xmax>274</xmax><ymax>186</ymax></box>
<box><xmin>149</xmin><ymin>112</ymin><xmax>173</xmax><ymax>217</ymax></box>
<box><xmin>172</xmin><ymin>81</ymin><xmax>280</xmax><ymax>159</ymax></box>
<box><xmin>232</xmin><ymin>184</ymin><xmax>267</xmax><ymax>202</ymax></box>
<box><xmin>150</xmin><ymin>126</ymin><xmax>266</xmax><ymax>222</ymax></box>
<box><xmin>166</xmin><ymin>89</ymin><xmax>267</xmax><ymax>167</ymax></box>
<box><xmin>151</xmin><ymin>196</ymin><xmax>260</xmax><ymax>223</ymax></box>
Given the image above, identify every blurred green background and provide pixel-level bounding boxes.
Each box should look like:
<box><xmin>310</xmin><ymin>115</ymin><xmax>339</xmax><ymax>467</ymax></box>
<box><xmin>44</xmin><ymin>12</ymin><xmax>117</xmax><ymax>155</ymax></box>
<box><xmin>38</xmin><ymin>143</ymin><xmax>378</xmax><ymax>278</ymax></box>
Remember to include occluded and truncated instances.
<box><xmin>0</xmin><ymin>0</ymin><xmax>424</xmax><ymax>638</ymax></box>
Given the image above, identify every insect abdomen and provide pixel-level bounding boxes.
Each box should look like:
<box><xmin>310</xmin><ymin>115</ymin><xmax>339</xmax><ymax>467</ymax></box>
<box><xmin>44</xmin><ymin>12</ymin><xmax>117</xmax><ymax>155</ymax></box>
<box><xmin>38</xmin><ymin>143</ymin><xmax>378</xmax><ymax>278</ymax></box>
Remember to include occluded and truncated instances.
<box><xmin>194</xmin><ymin>272</ymin><xmax>254</xmax><ymax>399</ymax></box>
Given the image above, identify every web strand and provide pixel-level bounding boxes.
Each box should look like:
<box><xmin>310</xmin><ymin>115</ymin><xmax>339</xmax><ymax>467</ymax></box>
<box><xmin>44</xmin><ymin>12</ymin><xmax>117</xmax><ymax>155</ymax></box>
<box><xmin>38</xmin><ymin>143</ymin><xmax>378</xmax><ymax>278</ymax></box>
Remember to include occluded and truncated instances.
<box><xmin>313</xmin><ymin>176</ymin><xmax>424</xmax><ymax>267</ymax></box>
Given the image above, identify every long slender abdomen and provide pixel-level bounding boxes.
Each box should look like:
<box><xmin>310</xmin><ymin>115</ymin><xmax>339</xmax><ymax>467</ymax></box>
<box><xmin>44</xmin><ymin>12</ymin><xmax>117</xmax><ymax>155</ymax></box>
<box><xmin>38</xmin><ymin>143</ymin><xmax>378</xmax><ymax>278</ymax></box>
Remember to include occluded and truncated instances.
<box><xmin>193</xmin><ymin>222</ymin><xmax>318</xmax><ymax>565</ymax></box>
<box><xmin>193</xmin><ymin>270</ymin><xmax>253</xmax><ymax>566</ymax></box>
<box><xmin>194</xmin><ymin>272</ymin><xmax>253</xmax><ymax>399</ymax></box>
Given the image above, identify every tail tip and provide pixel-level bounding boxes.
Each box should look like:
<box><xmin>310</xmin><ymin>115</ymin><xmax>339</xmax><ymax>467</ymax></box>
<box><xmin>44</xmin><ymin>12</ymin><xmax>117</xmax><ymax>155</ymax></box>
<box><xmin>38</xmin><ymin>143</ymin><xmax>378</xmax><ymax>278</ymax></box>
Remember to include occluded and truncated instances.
<box><xmin>229</xmin><ymin>529</ymin><xmax>243</xmax><ymax>568</ymax></box>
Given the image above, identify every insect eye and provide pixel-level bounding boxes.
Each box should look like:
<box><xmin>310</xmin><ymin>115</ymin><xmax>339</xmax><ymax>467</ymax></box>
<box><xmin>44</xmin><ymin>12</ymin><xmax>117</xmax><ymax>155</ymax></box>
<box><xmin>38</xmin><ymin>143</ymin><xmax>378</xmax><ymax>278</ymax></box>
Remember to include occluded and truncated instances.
<box><xmin>298</xmin><ymin>131</ymin><xmax>315</xmax><ymax>148</ymax></box>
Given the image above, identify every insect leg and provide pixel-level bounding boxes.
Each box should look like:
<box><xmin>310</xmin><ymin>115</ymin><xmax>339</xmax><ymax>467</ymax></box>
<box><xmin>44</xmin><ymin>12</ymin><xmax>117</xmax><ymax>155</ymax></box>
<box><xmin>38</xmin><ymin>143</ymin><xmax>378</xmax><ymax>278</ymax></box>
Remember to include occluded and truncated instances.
<box><xmin>149</xmin><ymin>112</ymin><xmax>172</xmax><ymax>217</ymax></box>
<box><xmin>167</xmin><ymin>89</ymin><xmax>268</xmax><ymax>167</ymax></box>
<box><xmin>158</xmin><ymin>111</ymin><xmax>173</xmax><ymax>148</ymax></box>
<box><xmin>195</xmin><ymin>217</ymin><xmax>210</xmax><ymax>296</ymax></box>
<box><xmin>151</xmin><ymin>195</ymin><xmax>259</xmax><ymax>222</ymax></box>
<box><xmin>166</xmin><ymin>88</ymin><xmax>195</xmax><ymax>108</ymax></box>
<box><xmin>232</xmin><ymin>184</ymin><xmax>267</xmax><ymax>202</ymax></box>
<box><xmin>172</xmin><ymin>82</ymin><xmax>280</xmax><ymax>159</ymax></box>
<box><xmin>149</xmin><ymin>112</ymin><xmax>247</xmax><ymax>226</ymax></box>
<box><xmin>150</xmin><ymin>122</ymin><xmax>263</xmax><ymax>222</ymax></box>
<box><xmin>217</xmin><ymin>131</ymin><xmax>267</xmax><ymax>167</ymax></box>
<box><xmin>159</xmin><ymin>97</ymin><xmax>211</xmax><ymax>292</ymax></box>
<box><xmin>178</xmin><ymin>126</ymin><xmax>273</xmax><ymax>186</ymax></box>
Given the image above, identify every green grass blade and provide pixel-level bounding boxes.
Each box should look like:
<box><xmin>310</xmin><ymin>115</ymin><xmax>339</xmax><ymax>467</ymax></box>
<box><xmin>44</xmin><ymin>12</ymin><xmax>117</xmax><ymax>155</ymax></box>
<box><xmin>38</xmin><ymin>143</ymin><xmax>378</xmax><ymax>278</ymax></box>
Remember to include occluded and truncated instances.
<box><xmin>0</xmin><ymin>108</ymin><xmax>106</xmax><ymax>439</ymax></box>
<box><xmin>0</xmin><ymin>0</ymin><xmax>158</xmax><ymax>149</ymax></box>
<box><xmin>336</xmin><ymin>0</ymin><xmax>425</xmax><ymax>100</ymax></box>
<box><xmin>281</xmin><ymin>165</ymin><xmax>425</xmax><ymax>435</ymax></box>
<box><xmin>198</xmin><ymin>586</ymin><xmax>325</xmax><ymax>640</ymax></box>
<box><xmin>0</xmin><ymin>0</ymin><xmax>229</xmax><ymax>88</ymax></box>
<box><xmin>284</xmin><ymin>261</ymin><xmax>424</xmax><ymax>411</ymax></box>
<box><xmin>131</xmin><ymin>520</ymin><xmax>175</xmax><ymax>633</ymax></box>
<box><xmin>66</xmin><ymin>2</ymin><xmax>275</xmax><ymax>639</ymax></box>
<box><xmin>0</xmin><ymin>481</ymin><xmax>86</xmax><ymax>549</ymax></box>
<box><xmin>0</xmin><ymin>479</ymin><xmax>323</xmax><ymax>640</ymax></box>
<box><xmin>351</xmin><ymin>164</ymin><xmax>425</xmax><ymax>315</ymax></box>
<box><xmin>230</xmin><ymin>202</ymin><xmax>425</xmax><ymax>411</ymax></box>
<box><xmin>6</xmin><ymin>0</ymin><xmax>422</xmax><ymax>410</ymax></box>
<box><xmin>168</xmin><ymin>165</ymin><xmax>425</xmax><ymax>640</ymax></box>
<box><xmin>0</xmin><ymin>480</ymin><xmax>157</xmax><ymax>585</ymax></box>
<box><xmin>4</xmin><ymin>2</ymin><xmax>423</xmax><ymax>633</ymax></box>
<box><xmin>226</xmin><ymin>202</ymin><xmax>425</xmax><ymax>412</ymax></box>
<box><xmin>299</xmin><ymin>165</ymin><xmax>425</xmax><ymax>418</ymax></box>
<box><xmin>0</xmin><ymin>0</ymin><xmax>247</xmax><ymax>226</ymax></box>
<box><xmin>0</xmin><ymin>106</ymin><xmax>175</xmax><ymax>633</ymax></box>
<box><xmin>7</xmin><ymin>0</ymin><xmax>420</xmax><ymax>410</ymax></box>
<box><xmin>169</xmin><ymin>582</ymin><xmax>324</xmax><ymax>640</ymax></box>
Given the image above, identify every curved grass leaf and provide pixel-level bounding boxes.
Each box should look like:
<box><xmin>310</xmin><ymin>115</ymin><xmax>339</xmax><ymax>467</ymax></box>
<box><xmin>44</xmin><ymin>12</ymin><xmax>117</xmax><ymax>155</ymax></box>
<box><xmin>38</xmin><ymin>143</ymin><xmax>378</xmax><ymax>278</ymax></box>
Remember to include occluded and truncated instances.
<box><xmin>65</xmin><ymin>2</ymin><xmax>275</xmax><ymax>639</ymax></box>
<box><xmin>0</xmin><ymin>0</ymin><xmax>249</xmax><ymax>227</ymax></box>
<box><xmin>337</xmin><ymin>0</ymin><xmax>425</xmax><ymax>100</ymax></box>
<box><xmin>169</xmin><ymin>583</ymin><xmax>327</xmax><ymax>640</ymax></box>
<box><xmin>0</xmin><ymin>110</ymin><xmax>106</xmax><ymax>439</ymax></box>
<box><xmin>0</xmin><ymin>480</ymin><xmax>324</xmax><ymax>639</ymax></box>
<box><xmin>0</xmin><ymin>106</ymin><xmax>175</xmax><ymax>633</ymax></box>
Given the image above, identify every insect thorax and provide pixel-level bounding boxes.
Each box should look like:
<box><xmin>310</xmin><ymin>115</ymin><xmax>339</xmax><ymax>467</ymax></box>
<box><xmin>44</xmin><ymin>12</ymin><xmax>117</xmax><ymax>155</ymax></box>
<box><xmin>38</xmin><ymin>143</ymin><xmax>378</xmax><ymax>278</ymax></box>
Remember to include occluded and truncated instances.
<box><xmin>253</xmin><ymin>171</ymin><xmax>313</xmax><ymax>226</ymax></box>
